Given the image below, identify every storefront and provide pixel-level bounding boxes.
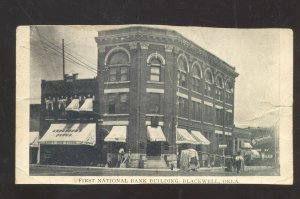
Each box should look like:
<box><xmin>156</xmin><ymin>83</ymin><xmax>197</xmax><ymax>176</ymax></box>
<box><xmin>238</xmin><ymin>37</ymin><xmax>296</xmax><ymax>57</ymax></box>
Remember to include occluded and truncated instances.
<box><xmin>39</xmin><ymin>123</ymin><xmax>98</xmax><ymax>166</ymax></box>
<box><xmin>146</xmin><ymin>126</ymin><xmax>166</xmax><ymax>156</ymax></box>
<box><xmin>104</xmin><ymin>126</ymin><xmax>127</xmax><ymax>167</ymax></box>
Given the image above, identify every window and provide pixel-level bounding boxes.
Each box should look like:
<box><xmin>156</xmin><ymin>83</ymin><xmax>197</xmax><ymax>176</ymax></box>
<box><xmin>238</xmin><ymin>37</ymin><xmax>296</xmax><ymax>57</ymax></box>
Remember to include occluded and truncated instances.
<box><xmin>203</xmin><ymin>105</ymin><xmax>213</xmax><ymax>123</ymax></box>
<box><xmin>106</xmin><ymin>51</ymin><xmax>130</xmax><ymax>82</ymax></box>
<box><xmin>119</xmin><ymin>93</ymin><xmax>129</xmax><ymax>113</ymax></box>
<box><xmin>120</xmin><ymin>67</ymin><xmax>128</xmax><ymax>81</ymax></box>
<box><xmin>177</xmin><ymin>56</ymin><xmax>188</xmax><ymax>88</ymax></box>
<box><xmin>192</xmin><ymin>64</ymin><xmax>202</xmax><ymax>93</ymax></box>
<box><xmin>215</xmin><ymin>76</ymin><xmax>224</xmax><ymax>101</ymax></box>
<box><xmin>216</xmin><ymin>108</ymin><xmax>224</xmax><ymax>125</ymax></box>
<box><xmin>191</xmin><ymin>101</ymin><xmax>202</xmax><ymax>121</ymax></box>
<box><xmin>108</xmin><ymin>94</ymin><xmax>116</xmax><ymax>114</ymax></box>
<box><xmin>225</xmin><ymin>80</ymin><xmax>233</xmax><ymax>104</ymax></box>
<box><xmin>107</xmin><ymin>93</ymin><xmax>129</xmax><ymax>114</ymax></box>
<box><xmin>178</xmin><ymin>97</ymin><xmax>188</xmax><ymax>118</ymax></box>
<box><xmin>204</xmin><ymin>69</ymin><xmax>214</xmax><ymax>97</ymax></box>
<box><xmin>149</xmin><ymin>93</ymin><xmax>160</xmax><ymax>114</ymax></box>
<box><xmin>150</xmin><ymin>66</ymin><xmax>160</xmax><ymax>81</ymax></box>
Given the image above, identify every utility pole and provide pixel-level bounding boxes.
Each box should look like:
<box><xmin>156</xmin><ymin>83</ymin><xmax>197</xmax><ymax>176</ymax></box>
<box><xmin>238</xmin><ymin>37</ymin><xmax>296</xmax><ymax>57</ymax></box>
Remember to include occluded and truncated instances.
<box><xmin>62</xmin><ymin>39</ymin><xmax>65</xmax><ymax>80</ymax></box>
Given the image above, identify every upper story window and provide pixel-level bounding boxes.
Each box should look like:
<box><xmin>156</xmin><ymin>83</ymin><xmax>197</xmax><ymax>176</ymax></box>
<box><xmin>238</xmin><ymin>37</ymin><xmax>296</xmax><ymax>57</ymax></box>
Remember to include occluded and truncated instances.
<box><xmin>204</xmin><ymin>68</ymin><xmax>214</xmax><ymax>97</ymax></box>
<box><xmin>105</xmin><ymin>47</ymin><xmax>130</xmax><ymax>82</ymax></box>
<box><xmin>215</xmin><ymin>75</ymin><xmax>224</xmax><ymax>101</ymax></box>
<box><xmin>225</xmin><ymin>80</ymin><xmax>234</xmax><ymax>104</ymax></box>
<box><xmin>106</xmin><ymin>92</ymin><xmax>129</xmax><ymax>114</ymax></box>
<box><xmin>147</xmin><ymin>52</ymin><xmax>165</xmax><ymax>82</ymax></box>
<box><xmin>150</xmin><ymin>59</ymin><xmax>161</xmax><ymax>82</ymax></box>
<box><xmin>148</xmin><ymin>93</ymin><xmax>160</xmax><ymax>114</ymax></box>
<box><xmin>191</xmin><ymin>101</ymin><xmax>202</xmax><ymax>121</ymax></box>
<box><xmin>191</xmin><ymin>62</ymin><xmax>202</xmax><ymax>93</ymax></box>
<box><xmin>177</xmin><ymin>54</ymin><xmax>189</xmax><ymax>88</ymax></box>
<box><xmin>177</xmin><ymin>97</ymin><xmax>188</xmax><ymax>118</ymax></box>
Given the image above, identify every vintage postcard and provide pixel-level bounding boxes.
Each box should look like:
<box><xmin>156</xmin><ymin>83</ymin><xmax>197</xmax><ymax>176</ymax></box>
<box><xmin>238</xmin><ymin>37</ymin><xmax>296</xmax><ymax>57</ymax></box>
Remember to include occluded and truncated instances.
<box><xmin>16</xmin><ymin>25</ymin><xmax>293</xmax><ymax>184</ymax></box>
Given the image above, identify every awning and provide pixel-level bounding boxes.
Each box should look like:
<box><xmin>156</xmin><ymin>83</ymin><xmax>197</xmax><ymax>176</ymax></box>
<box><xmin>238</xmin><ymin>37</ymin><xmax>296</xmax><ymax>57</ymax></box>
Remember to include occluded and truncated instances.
<box><xmin>30</xmin><ymin>131</ymin><xmax>39</xmax><ymax>147</ymax></box>
<box><xmin>251</xmin><ymin>149</ymin><xmax>260</xmax><ymax>156</ymax></box>
<box><xmin>65</xmin><ymin>99</ymin><xmax>80</xmax><ymax>111</ymax></box>
<box><xmin>39</xmin><ymin>123</ymin><xmax>96</xmax><ymax>146</ymax></box>
<box><xmin>191</xmin><ymin>130</ymin><xmax>210</xmax><ymax>145</ymax></box>
<box><xmin>79</xmin><ymin>98</ymin><xmax>93</xmax><ymax>112</ymax></box>
<box><xmin>176</xmin><ymin>128</ymin><xmax>197</xmax><ymax>144</ymax></box>
<box><xmin>147</xmin><ymin>126</ymin><xmax>166</xmax><ymax>142</ymax></box>
<box><xmin>242</xmin><ymin>142</ymin><xmax>253</xmax><ymax>149</ymax></box>
<box><xmin>104</xmin><ymin>126</ymin><xmax>127</xmax><ymax>143</ymax></box>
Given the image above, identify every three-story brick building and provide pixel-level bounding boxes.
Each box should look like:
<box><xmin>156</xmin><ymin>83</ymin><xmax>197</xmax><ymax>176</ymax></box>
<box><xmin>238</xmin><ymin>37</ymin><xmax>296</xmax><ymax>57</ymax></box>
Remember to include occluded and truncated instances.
<box><xmin>95</xmin><ymin>27</ymin><xmax>239</xmax><ymax>168</ymax></box>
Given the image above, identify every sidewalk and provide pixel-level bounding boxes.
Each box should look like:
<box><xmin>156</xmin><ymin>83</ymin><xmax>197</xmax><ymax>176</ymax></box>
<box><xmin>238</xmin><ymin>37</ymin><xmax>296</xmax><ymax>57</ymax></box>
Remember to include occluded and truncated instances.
<box><xmin>31</xmin><ymin>164</ymin><xmax>224</xmax><ymax>172</ymax></box>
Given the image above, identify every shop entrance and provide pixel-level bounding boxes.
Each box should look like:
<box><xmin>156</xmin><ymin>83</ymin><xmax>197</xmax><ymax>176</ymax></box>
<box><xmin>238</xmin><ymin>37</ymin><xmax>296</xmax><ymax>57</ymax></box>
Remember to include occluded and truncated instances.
<box><xmin>147</xmin><ymin>142</ymin><xmax>161</xmax><ymax>156</ymax></box>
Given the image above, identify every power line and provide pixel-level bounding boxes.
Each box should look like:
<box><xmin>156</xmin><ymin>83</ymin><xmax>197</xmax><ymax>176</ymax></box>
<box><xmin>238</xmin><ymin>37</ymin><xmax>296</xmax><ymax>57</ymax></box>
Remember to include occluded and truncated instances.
<box><xmin>31</xmin><ymin>37</ymin><xmax>97</xmax><ymax>74</ymax></box>
<box><xmin>33</xmin><ymin>27</ymin><xmax>98</xmax><ymax>72</ymax></box>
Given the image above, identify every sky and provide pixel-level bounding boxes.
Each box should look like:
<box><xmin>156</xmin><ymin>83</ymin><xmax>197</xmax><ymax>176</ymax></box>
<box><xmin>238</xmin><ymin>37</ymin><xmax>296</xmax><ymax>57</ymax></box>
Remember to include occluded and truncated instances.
<box><xmin>30</xmin><ymin>25</ymin><xmax>283</xmax><ymax>128</ymax></box>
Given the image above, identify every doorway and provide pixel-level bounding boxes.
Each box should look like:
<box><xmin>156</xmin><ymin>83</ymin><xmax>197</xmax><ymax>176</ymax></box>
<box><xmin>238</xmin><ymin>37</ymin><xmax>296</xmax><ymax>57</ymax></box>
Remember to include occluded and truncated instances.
<box><xmin>147</xmin><ymin>142</ymin><xmax>161</xmax><ymax>156</ymax></box>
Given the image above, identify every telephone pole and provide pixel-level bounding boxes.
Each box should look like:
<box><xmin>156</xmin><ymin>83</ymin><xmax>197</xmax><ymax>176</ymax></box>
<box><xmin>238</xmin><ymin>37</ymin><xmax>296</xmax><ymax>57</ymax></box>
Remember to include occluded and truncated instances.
<box><xmin>62</xmin><ymin>39</ymin><xmax>65</xmax><ymax>80</ymax></box>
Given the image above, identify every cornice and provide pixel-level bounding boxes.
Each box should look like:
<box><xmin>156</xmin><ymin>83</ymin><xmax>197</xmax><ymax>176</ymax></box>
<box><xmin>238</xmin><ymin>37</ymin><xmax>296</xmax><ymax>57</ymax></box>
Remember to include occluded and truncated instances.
<box><xmin>95</xmin><ymin>30</ymin><xmax>238</xmax><ymax>77</ymax></box>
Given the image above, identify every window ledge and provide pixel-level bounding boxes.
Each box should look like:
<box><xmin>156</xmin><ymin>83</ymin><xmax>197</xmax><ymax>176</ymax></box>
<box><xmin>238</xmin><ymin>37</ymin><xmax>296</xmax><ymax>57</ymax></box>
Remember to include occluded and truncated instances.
<box><xmin>103</xmin><ymin>114</ymin><xmax>129</xmax><ymax>117</ymax></box>
<box><xmin>191</xmin><ymin>119</ymin><xmax>201</xmax><ymax>123</ymax></box>
<box><xmin>147</xmin><ymin>81</ymin><xmax>165</xmax><ymax>85</ymax></box>
<box><xmin>177</xmin><ymin>116</ymin><xmax>189</xmax><ymax>120</ymax></box>
<box><xmin>225</xmin><ymin>103</ymin><xmax>233</xmax><ymax>106</ymax></box>
<box><xmin>204</xmin><ymin>95</ymin><xmax>213</xmax><ymax>100</ymax></box>
<box><xmin>104</xmin><ymin>81</ymin><xmax>130</xmax><ymax>84</ymax></box>
<box><xmin>146</xmin><ymin>114</ymin><xmax>164</xmax><ymax>117</ymax></box>
<box><xmin>215</xmin><ymin>124</ymin><xmax>223</xmax><ymax>127</ymax></box>
<box><xmin>177</xmin><ymin>85</ymin><xmax>188</xmax><ymax>90</ymax></box>
<box><xmin>191</xmin><ymin>90</ymin><xmax>202</xmax><ymax>95</ymax></box>
<box><xmin>203</xmin><ymin>122</ymin><xmax>213</xmax><ymax>125</ymax></box>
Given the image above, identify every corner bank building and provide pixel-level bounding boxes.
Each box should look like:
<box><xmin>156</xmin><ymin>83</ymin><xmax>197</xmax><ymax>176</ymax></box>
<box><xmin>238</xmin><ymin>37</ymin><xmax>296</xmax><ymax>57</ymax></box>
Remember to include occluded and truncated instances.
<box><xmin>95</xmin><ymin>27</ymin><xmax>238</xmax><ymax>168</ymax></box>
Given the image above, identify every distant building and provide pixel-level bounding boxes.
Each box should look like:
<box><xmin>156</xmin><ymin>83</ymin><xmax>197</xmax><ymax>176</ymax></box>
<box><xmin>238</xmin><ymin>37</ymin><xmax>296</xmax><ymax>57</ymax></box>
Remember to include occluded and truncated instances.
<box><xmin>95</xmin><ymin>27</ymin><xmax>239</xmax><ymax>168</ymax></box>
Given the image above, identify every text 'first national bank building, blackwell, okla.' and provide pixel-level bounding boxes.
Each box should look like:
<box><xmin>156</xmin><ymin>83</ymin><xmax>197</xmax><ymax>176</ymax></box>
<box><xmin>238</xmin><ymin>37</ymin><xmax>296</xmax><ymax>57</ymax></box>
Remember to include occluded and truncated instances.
<box><xmin>37</xmin><ymin>26</ymin><xmax>239</xmax><ymax>169</ymax></box>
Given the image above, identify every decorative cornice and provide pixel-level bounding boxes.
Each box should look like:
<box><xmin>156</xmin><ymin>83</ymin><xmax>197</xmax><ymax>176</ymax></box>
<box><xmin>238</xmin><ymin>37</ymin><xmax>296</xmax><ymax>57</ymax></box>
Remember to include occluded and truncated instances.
<box><xmin>140</xmin><ymin>42</ymin><xmax>149</xmax><ymax>50</ymax></box>
<box><xmin>164</xmin><ymin>45</ymin><xmax>174</xmax><ymax>53</ymax></box>
<box><xmin>129</xmin><ymin>42</ymin><xmax>138</xmax><ymax>49</ymax></box>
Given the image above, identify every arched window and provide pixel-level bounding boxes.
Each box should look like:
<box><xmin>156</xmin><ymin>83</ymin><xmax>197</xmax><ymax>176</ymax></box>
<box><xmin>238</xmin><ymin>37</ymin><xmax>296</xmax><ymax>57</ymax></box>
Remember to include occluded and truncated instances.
<box><xmin>177</xmin><ymin>55</ymin><xmax>188</xmax><ymax>88</ymax></box>
<box><xmin>149</xmin><ymin>58</ymin><xmax>161</xmax><ymax>82</ymax></box>
<box><xmin>204</xmin><ymin>68</ymin><xmax>214</xmax><ymax>97</ymax></box>
<box><xmin>215</xmin><ymin>75</ymin><xmax>224</xmax><ymax>101</ymax></box>
<box><xmin>191</xmin><ymin>62</ymin><xmax>202</xmax><ymax>93</ymax></box>
<box><xmin>225</xmin><ymin>80</ymin><xmax>234</xmax><ymax>104</ymax></box>
<box><xmin>106</xmin><ymin>48</ymin><xmax>130</xmax><ymax>82</ymax></box>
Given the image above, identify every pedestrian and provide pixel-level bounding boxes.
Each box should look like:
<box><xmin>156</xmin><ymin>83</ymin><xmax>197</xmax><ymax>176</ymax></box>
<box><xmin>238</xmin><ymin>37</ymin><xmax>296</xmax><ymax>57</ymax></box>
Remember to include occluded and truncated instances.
<box><xmin>117</xmin><ymin>148</ymin><xmax>125</xmax><ymax>167</ymax></box>
<box><xmin>235</xmin><ymin>151</ymin><xmax>244</xmax><ymax>174</ymax></box>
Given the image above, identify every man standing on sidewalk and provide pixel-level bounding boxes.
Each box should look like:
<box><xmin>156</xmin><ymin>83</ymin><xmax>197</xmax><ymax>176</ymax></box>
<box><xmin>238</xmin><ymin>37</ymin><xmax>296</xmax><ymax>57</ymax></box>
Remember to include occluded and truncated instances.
<box><xmin>235</xmin><ymin>151</ymin><xmax>244</xmax><ymax>174</ymax></box>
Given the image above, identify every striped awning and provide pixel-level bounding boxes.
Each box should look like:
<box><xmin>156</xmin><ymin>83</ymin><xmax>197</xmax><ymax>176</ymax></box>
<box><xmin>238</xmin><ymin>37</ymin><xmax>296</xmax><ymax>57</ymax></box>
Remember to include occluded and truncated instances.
<box><xmin>191</xmin><ymin>130</ymin><xmax>210</xmax><ymax>145</ymax></box>
<box><xmin>176</xmin><ymin>128</ymin><xmax>197</xmax><ymax>144</ymax></box>
<box><xmin>79</xmin><ymin>98</ymin><xmax>93</xmax><ymax>112</ymax></box>
<box><xmin>104</xmin><ymin>126</ymin><xmax>127</xmax><ymax>143</ymax></box>
<box><xmin>147</xmin><ymin>126</ymin><xmax>166</xmax><ymax>142</ymax></box>
<box><xmin>39</xmin><ymin>123</ymin><xmax>96</xmax><ymax>146</ymax></box>
<box><xmin>65</xmin><ymin>99</ymin><xmax>80</xmax><ymax>112</ymax></box>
